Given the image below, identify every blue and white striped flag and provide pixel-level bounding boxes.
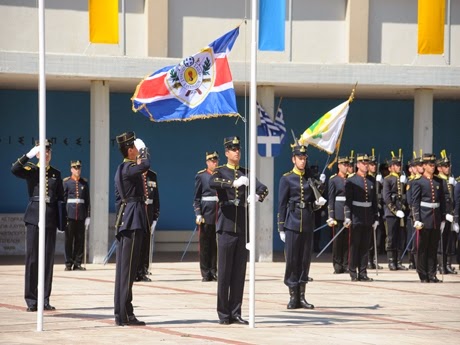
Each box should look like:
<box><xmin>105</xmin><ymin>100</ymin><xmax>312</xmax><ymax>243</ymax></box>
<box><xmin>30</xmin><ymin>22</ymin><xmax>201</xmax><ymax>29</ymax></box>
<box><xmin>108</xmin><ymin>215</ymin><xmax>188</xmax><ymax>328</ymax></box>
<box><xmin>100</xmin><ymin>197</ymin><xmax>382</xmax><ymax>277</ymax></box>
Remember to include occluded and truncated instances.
<box><xmin>257</xmin><ymin>102</ymin><xmax>286</xmax><ymax>157</ymax></box>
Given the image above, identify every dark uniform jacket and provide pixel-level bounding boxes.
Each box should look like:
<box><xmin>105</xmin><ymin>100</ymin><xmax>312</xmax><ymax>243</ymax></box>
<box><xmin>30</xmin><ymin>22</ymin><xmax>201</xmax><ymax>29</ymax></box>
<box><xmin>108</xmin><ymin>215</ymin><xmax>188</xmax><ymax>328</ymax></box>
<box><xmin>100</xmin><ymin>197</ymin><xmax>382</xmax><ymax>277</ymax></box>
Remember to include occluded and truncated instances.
<box><xmin>411</xmin><ymin>175</ymin><xmax>446</xmax><ymax>229</ymax></box>
<box><xmin>278</xmin><ymin>167</ymin><xmax>324</xmax><ymax>233</ymax></box>
<box><xmin>194</xmin><ymin>168</ymin><xmax>218</xmax><ymax>225</ymax></box>
<box><xmin>209</xmin><ymin>163</ymin><xmax>268</xmax><ymax>233</ymax></box>
<box><xmin>63</xmin><ymin>176</ymin><xmax>90</xmax><ymax>221</ymax></box>
<box><xmin>327</xmin><ymin>173</ymin><xmax>347</xmax><ymax>221</ymax></box>
<box><xmin>344</xmin><ymin>173</ymin><xmax>378</xmax><ymax>226</ymax></box>
<box><xmin>382</xmin><ymin>172</ymin><xmax>407</xmax><ymax>218</ymax></box>
<box><xmin>405</xmin><ymin>174</ymin><xmax>420</xmax><ymax>218</ymax></box>
<box><xmin>114</xmin><ymin>152</ymin><xmax>150</xmax><ymax>235</ymax></box>
<box><xmin>144</xmin><ymin>169</ymin><xmax>160</xmax><ymax>224</ymax></box>
<box><xmin>436</xmin><ymin>173</ymin><xmax>454</xmax><ymax>216</ymax></box>
<box><xmin>454</xmin><ymin>178</ymin><xmax>460</xmax><ymax>224</ymax></box>
<box><xmin>11</xmin><ymin>155</ymin><xmax>64</xmax><ymax>229</ymax></box>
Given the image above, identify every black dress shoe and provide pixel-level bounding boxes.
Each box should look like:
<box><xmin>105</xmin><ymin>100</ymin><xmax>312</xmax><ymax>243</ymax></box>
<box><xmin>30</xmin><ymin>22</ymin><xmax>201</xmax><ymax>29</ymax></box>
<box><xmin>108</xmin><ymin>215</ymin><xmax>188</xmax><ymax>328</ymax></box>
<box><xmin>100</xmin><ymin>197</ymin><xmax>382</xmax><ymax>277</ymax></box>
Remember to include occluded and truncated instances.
<box><xmin>351</xmin><ymin>277</ymin><xmax>359</xmax><ymax>281</ymax></box>
<box><xmin>73</xmin><ymin>265</ymin><xmax>86</xmax><ymax>271</ymax></box>
<box><xmin>231</xmin><ymin>316</ymin><xmax>249</xmax><ymax>325</ymax></box>
<box><xmin>420</xmin><ymin>279</ymin><xmax>430</xmax><ymax>283</ymax></box>
<box><xmin>307</xmin><ymin>277</ymin><xmax>313</xmax><ymax>282</ymax></box>
<box><xmin>202</xmin><ymin>276</ymin><xmax>212</xmax><ymax>282</ymax></box>
<box><xmin>26</xmin><ymin>306</ymin><xmax>37</xmax><ymax>312</ymax></box>
<box><xmin>210</xmin><ymin>274</ymin><xmax>218</xmax><ymax>281</ymax></box>
<box><xmin>44</xmin><ymin>304</ymin><xmax>56</xmax><ymax>311</ymax></box>
<box><xmin>64</xmin><ymin>266</ymin><xmax>72</xmax><ymax>271</ymax></box>
<box><xmin>359</xmin><ymin>276</ymin><xmax>374</xmax><ymax>282</ymax></box>
<box><xmin>429</xmin><ymin>277</ymin><xmax>442</xmax><ymax>283</ymax></box>
<box><xmin>127</xmin><ymin>315</ymin><xmax>146</xmax><ymax>326</ymax></box>
<box><xmin>218</xmin><ymin>319</ymin><xmax>230</xmax><ymax>325</ymax></box>
<box><xmin>141</xmin><ymin>275</ymin><xmax>152</xmax><ymax>282</ymax></box>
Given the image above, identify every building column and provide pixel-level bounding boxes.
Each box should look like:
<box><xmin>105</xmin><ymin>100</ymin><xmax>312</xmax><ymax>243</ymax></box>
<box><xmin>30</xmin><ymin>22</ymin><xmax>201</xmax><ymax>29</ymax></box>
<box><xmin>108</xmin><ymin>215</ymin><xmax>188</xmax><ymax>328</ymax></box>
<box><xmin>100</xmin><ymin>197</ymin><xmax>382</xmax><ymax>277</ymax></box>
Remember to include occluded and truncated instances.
<box><xmin>89</xmin><ymin>81</ymin><xmax>110</xmax><ymax>264</ymax></box>
<box><xmin>145</xmin><ymin>0</ymin><xmax>168</xmax><ymax>57</ymax></box>
<box><xmin>413</xmin><ymin>89</ymin><xmax>433</xmax><ymax>154</ymax></box>
<box><xmin>256</xmin><ymin>86</ymin><xmax>275</xmax><ymax>262</ymax></box>
<box><xmin>345</xmin><ymin>0</ymin><xmax>369</xmax><ymax>63</ymax></box>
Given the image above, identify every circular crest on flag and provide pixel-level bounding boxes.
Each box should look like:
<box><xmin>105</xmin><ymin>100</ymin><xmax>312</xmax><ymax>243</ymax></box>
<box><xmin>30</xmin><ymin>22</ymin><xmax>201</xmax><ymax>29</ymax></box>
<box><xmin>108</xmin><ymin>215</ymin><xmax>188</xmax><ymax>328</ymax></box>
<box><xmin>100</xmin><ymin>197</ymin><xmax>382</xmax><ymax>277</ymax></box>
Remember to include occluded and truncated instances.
<box><xmin>178</xmin><ymin>57</ymin><xmax>204</xmax><ymax>91</ymax></box>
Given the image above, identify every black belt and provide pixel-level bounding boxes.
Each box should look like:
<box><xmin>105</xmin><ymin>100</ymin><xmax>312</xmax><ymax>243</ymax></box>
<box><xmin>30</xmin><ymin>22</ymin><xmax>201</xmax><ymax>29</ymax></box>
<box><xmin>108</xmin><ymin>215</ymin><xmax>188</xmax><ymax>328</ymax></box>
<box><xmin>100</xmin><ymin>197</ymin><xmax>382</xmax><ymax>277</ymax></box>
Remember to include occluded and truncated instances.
<box><xmin>122</xmin><ymin>196</ymin><xmax>145</xmax><ymax>203</ymax></box>
<box><xmin>289</xmin><ymin>201</ymin><xmax>311</xmax><ymax>209</ymax></box>
<box><xmin>30</xmin><ymin>196</ymin><xmax>56</xmax><ymax>203</ymax></box>
<box><xmin>220</xmin><ymin>199</ymin><xmax>247</xmax><ymax>207</ymax></box>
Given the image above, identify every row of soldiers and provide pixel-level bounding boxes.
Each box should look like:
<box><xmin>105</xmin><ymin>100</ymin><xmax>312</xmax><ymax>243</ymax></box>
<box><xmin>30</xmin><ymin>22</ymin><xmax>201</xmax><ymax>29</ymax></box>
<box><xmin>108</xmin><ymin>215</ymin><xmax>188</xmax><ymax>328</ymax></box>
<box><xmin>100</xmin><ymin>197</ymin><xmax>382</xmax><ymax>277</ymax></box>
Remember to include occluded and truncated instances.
<box><xmin>327</xmin><ymin>150</ymin><xmax>459</xmax><ymax>283</ymax></box>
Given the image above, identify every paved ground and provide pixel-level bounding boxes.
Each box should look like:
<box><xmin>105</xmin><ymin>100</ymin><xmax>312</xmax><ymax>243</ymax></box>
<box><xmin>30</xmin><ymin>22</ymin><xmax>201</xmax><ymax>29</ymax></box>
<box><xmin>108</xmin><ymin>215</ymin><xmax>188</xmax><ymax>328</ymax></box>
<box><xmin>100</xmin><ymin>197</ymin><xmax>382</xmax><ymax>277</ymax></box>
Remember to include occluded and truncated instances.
<box><xmin>1</xmin><ymin>254</ymin><xmax>459</xmax><ymax>345</ymax></box>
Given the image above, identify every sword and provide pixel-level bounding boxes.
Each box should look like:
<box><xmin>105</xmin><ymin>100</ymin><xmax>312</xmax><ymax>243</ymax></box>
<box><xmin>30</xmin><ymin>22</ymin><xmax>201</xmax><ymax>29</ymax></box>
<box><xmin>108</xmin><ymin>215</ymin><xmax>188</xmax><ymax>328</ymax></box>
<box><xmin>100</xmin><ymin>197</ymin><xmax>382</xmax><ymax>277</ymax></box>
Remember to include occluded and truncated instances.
<box><xmin>440</xmin><ymin>221</ymin><xmax>445</xmax><ymax>282</ymax></box>
<box><xmin>313</xmin><ymin>223</ymin><xmax>329</xmax><ymax>233</ymax></box>
<box><xmin>373</xmin><ymin>224</ymin><xmax>379</xmax><ymax>276</ymax></box>
<box><xmin>103</xmin><ymin>239</ymin><xmax>117</xmax><ymax>265</ymax></box>
<box><xmin>148</xmin><ymin>221</ymin><xmax>157</xmax><ymax>275</ymax></box>
<box><xmin>84</xmin><ymin>223</ymin><xmax>89</xmax><ymax>269</ymax></box>
<box><xmin>316</xmin><ymin>225</ymin><xmax>346</xmax><ymax>258</ymax></box>
<box><xmin>400</xmin><ymin>229</ymin><xmax>416</xmax><ymax>261</ymax></box>
<box><xmin>180</xmin><ymin>226</ymin><xmax>198</xmax><ymax>262</ymax></box>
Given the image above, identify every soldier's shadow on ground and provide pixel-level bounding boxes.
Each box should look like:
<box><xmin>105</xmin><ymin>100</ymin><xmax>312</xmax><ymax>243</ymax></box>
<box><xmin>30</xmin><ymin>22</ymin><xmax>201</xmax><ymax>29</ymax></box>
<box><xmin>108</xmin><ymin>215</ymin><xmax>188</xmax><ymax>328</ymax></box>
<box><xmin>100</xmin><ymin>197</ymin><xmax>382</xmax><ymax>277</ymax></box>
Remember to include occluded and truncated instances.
<box><xmin>253</xmin><ymin>312</ymin><xmax>376</xmax><ymax>325</ymax></box>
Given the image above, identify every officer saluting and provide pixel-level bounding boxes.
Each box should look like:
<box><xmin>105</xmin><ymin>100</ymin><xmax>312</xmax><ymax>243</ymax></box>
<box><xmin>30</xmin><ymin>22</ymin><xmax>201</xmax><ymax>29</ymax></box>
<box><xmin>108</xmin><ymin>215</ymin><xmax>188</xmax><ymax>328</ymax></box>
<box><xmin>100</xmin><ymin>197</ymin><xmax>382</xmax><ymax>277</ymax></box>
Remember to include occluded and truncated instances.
<box><xmin>113</xmin><ymin>132</ymin><xmax>150</xmax><ymax>326</ymax></box>
<box><xmin>11</xmin><ymin>139</ymin><xmax>64</xmax><ymax>311</ymax></box>
<box><xmin>344</xmin><ymin>153</ymin><xmax>379</xmax><ymax>282</ymax></box>
<box><xmin>278</xmin><ymin>143</ymin><xmax>326</xmax><ymax>310</ymax></box>
<box><xmin>327</xmin><ymin>156</ymin><xmax>350</xmax><ymax>274</ymax></box>
<box><xmin>193</xmin><ymin>151</ymin><xmax>219</xmax><ymax>282</ymax></box>
<box><xmin>63</xmin><ymin>160</ymin><xmax>90</xmax><ymax>271</ymax></box>
<box><xmin>209</xmin><ymin>136</ymin><xmax>268</xmax><ymax>325</ymax></box>
<box><xmin>411</xmin><ymin>153</ymin><xmax>446</xmax><ymax>283</ymax></box>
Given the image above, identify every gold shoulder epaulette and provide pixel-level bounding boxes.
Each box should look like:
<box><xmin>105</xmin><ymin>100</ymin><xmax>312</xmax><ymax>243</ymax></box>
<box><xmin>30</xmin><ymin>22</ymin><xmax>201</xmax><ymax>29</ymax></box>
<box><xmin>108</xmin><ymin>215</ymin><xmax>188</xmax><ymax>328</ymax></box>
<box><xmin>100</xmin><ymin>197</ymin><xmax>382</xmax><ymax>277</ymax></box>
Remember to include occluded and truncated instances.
<box><xmin>347</xmin><ymin>173</ymin><xmax>355</xmax><ymax>178</ymax></box>
<box><xmin>197</xmin><ymin>168</ymin><xmax>206</xmax><ymax>174</ymax></box>
<box><xmin>63</xmin><ymin>177</ymin><xmax>70</xmax><ymax>182</ymax></box>
<box><xmin>283</xmin><ymin>171</ymin><xmax>293</xmax><ymax>176</ymax></box>
<box><xmin>414</xmin><ymin>174</ymin><xmax>421</xmax><ymax>180</ymax></box>
<box><xmin>81</xmin><ymin>177</ymin><xmax>88</xmax><ymax>182</ymax></box>
<box><xmin>330</xmin><ymin>173</ymin><xmax>337</xmax><ymax>179</ymax></box>
<box><xmin>456</xmin><ymin>176</ymin><xmax>460</xmax><ymax>182</ymax></box>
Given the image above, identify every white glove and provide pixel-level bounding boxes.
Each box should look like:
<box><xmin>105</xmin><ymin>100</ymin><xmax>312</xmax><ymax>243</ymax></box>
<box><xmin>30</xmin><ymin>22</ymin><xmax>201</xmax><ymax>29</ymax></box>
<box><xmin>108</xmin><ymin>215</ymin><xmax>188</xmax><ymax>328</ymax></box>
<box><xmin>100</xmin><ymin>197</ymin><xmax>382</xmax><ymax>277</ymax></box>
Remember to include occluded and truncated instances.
<box><xmin>84</xmin><ymin>217</ymin><xmax>90</xmax><ymax>227</ymax></box>
<box><xmin>326</xmin><ymin>218</ymin><xmax>337</xmax><ymax>227</ymax></box>
<box><xmin>414</xmin><ymin>221</ymin><xmax>424</xmax><ymax>230</ymax></box>
<box><xmin>372</xmin><ymin>220</ymin><xmax>379</xmax><ymax>231</ymax></box>
<box><xmin>314</xmin><ymin>197</ymin><xmax>327</xmax><ymax>206</ymax></box>
<box><xmin>319</xmin><ymin>174</ymin><xmax>326</xmax><ymax>184</ymax></box>
<box><xmin>448</xmin><ymin>176</ymin><xmax>456</xmax><ymax>186</ymax></box>
<box><xmin>400</xmin><ymin>175</ymin><xmax>407</xmax><ymax>184</ymax></box>
<box><xmin>247</xmin><ymin>194</ymin><xmax>260</xmax><ymax>204</ymax></box>
<box><xmin>376</xmin><ymin>174</ymin><xmax>383</xmax><ymax>183</ymax></box>
<box><xmin>134</xmin><ymin>138</ymin><xmax>146</xmax><ymax>150</ymax></box>
<box><xmin>26</xmin><ymin>145</ymin><xmax>40</xmax><ymax>159</ymax></box>
<box><xmin>151</xmin><ymin>220</ymin><xmax>157</xmax><ymax>232</ymax></box>
<box><xmin>446</xmin><ymin>213</ymin><xmax>454</xmax><ymax>223</ymax></box>
<box><xmin>195</xmin><ymin>215</ymin><xmax>203</xmax><ymax>225</ymax></box>
<box><xmin>57</xmin><ymin>228</ymin><xmax>65</xmax><ymax>234</ymax></box>
<box><xmin>344</xmin><ymin>218</ymin><xmax>352</xmax><ymax>227</ymax></box>
<box><xmin>279</xmin><ymin>231</ymin><xmax>286</xmax><ymax>243</ymax></box>
<box><xmin>233</xmin><ymin>176</ymin><xmax>249</xmax><ymax>188</ymax></box>
<box><xmin>452</xmin><ymin>223</ymin><xmax>459</xmax><ymax>233</ymax></box>
<box><xmin>396</xmin><ymin>210</ymin><xmax>405</xmax><ymax>219</ymax></box>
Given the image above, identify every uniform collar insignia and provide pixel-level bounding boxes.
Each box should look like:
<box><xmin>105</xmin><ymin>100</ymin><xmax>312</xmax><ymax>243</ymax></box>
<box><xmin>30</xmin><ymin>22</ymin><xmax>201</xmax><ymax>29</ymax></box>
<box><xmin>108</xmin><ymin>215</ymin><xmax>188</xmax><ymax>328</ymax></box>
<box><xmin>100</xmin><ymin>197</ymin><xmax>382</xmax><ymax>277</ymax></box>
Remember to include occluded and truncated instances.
<box><xmin>226</xmin><ymin>163</ymin><xmax>239</xmax><ymax>170</ymax></box>
<box><xmin>293</xmin><ymin>167</ymin><xmax>304</xmax><ymax>176</ymax></box>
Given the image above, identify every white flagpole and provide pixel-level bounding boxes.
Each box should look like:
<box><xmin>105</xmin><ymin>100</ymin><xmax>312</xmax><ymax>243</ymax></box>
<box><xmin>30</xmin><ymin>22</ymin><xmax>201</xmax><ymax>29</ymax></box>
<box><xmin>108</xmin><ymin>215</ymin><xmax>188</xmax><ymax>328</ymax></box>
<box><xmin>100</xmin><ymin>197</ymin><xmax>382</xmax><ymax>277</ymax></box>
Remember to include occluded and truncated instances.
<box><xmin>248</xmin><ymin>0</ymin><xmax>258</xmax><ymax>329</ymax></box>
<box><xmin>37</xmin><ymin>0</ymin><xmax>47</xmax><ymax>331</ymax></box>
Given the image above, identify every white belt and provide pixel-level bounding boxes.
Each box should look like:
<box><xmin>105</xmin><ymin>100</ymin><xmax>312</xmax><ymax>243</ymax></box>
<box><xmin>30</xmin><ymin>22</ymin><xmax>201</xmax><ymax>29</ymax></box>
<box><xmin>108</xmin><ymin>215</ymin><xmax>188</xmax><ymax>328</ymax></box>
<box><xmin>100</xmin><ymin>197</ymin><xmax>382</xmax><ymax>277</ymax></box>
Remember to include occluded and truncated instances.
<box><xmin>67</xmin><ymin>198</ymin><xmax>85</xmax><ymax>204</ymax></box>
<box><xmin>145</xmin><ymin>199</ymin><xmax>153</xmax><ymax>205</ymax></box>
<box><xmin>352</xmin><ymin>201</ymin><xmax>372</xmax><ymax>207</ymax></box>
<box><xmin>202</xmin><ymin>196</ymin><xmax>218</xmax><ymax>202</ymax></box>
<box><xmin>335</xmin><ymin>196</ymin><xmax>346</xmax><ymax>201</ymax></box>
<box><xmin>420</xmin><ymin>201</ymin><xmax>440</xmax><ymax>209</ymax></box>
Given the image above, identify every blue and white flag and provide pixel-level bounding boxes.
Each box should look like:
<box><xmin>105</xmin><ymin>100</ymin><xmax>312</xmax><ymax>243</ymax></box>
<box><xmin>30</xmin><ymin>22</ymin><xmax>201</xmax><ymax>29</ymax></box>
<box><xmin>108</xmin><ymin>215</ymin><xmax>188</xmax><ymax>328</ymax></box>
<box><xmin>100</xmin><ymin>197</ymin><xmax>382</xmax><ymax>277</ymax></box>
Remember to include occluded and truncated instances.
<box><xmin>257</xmin><ymin>102</ymin><xmax>286</xmax><ymax>157</ymax></box>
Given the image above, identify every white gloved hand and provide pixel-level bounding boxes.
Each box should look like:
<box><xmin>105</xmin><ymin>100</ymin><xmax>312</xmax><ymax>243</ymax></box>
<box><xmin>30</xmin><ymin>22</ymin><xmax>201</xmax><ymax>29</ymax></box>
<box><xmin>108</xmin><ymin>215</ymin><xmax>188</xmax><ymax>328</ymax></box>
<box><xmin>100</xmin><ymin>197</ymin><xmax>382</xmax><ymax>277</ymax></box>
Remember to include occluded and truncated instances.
<box><xmin>151</xmin><ymin>220</ymin><xmax>157</xmax><ymax>232</ymax></box>
<box><xmin>279</xmin><ymin>231</ymin><xmax>286</xmax><ymax>243</ymax></box>
<box><xmin>247</xmin><ymin>194</ymin><xmax>260</xmax><ymax>204</ymax></box>
<box><xmin>26</xmin><ymin>145</ymin><xmax>40</xmax><ymax>159</ymax></box>
<box><xmin>446</xmin><ymin>213</ymin><xmax>454</xmax><ymax>223</ymax></box>
<box><xmin>314</xmin><ymin>197</ymin><xmax>327</xmax><ymax>206</ymax></box>
<box><xmin>414</xmin><ymin>221</ymin><xmax>424</xmax><ymax>230</ymax></box>
<box><xmin>57</xmin><ymin>228</ymin><xmax>65</xmax><ymax>234</ymax></box>
<box><xmin>448</xmin><ymin>176</ymin><xmax>456</xmax><ymax>186</ymax></box>
<box><xmin>452</xmin><ymin>223</ymin><xmax>459</xmax><ymax>233</ymax></box>
<box><xmin>84</xmin><ymin>217</ymin><xmax>90</xmax><ymax>227</ymax></box>
<box><xmin>233</xmin><ymin>176</ymin><xmax>249</xmax><ymax>188</ymax></box>
<box><xmin>396</xmin><ymin>210</ymin><xmax>405</xmax><ymax>219</ymax></box>
<box><xmin>344</xmin><ymin>218</ymin><xmax>352</xmax><ymax>227</ymax></box>
<box><xmin>134</xmin><ymin>138</ymin><xmax>146</xmax><ymax>150</ymax></box>
<box><xmin>326</xmin><ymin>218</ymin><xmax>337</xmax><ymax>227</ymax></box>
<box><xmin>376</xmin><ymin>174</ymin><xmax>383</xmax><ymax>183</ymax></box>
<box><xmin>195</xmin><ymin>215</ymin><xmax>203</xmax><ymax>225</ymax></box>
<box><xmin>400</xmin><ymin>175</ymin><xmax>407</xmax><ymax>184</ymax></box>
<box><xmin>319</xmin><ymin>174</ymin><xmax>326</xmax><ymax>184</ymax></box>
<box><xmin>372</xmin><ymin>220</ymin><xmax>379</xmax><ymax>231</ymax></box>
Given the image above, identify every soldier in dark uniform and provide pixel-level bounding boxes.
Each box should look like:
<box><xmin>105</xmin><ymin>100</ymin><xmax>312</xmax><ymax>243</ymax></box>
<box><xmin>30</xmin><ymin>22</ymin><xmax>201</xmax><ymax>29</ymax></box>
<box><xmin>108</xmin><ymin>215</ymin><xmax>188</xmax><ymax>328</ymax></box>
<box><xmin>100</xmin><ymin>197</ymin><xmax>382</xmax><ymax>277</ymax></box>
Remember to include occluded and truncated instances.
<box><xmin>382</xmin><ymin>153</ymin><xmax>408</xmax><ymax>270</ymax></box>
<box><xmin>327</xmin><ymin>156</ymin><xmax>350</xmax><ymax>274</ymax></box>
<box><xmin>278</xmin><ymin>143</ymin><xmax>326</xmax><ymax>310</ymax></box>
<box><xmin>135</xmin><ymin>169</ymin><xmax>160</xmax><ymax>282</ymax></box>
<box><xmin>344</xmin><ymin>153</ymin><xmax>379</xmax><ymax>282</ymax></box>
<box><xmin>193</xmin><ymin>151</ymin><xmax>219</xmax><ymax>282</ymax></box>
<box><xmin>411</xmin><ymin>153</ymin><xmax>446</xmax><ymax>283</ymax></box>
<box><xmin>405</xmin><ymin>157</ymin><xmax>421</xmax><ymax>269</ymax></box>
<box><xmin>368</xmin><ymin>152</ymin><xmax>384</xmax><ymax>270</ymax></box>
<box><xmin>113</xmin><ymin>132</ymin><xmax>150</xmax><ymax>326</ymax></box>
<box><xmin>435</xmin><ymin>151</ymin><xmax>457</xmax><ymax>274</ymax></box>
<box><xmin>63</xmin><ymin>160</ymin><xmax>90</xmax><ymax>271</ymax></box>
<box><xmin>209</xmin><ymin>136</ymin><xmax>268</xmax><ymax>325</ymax></box>
<box><xmin>453</xmin><ymin>176</ymin><xmax>460</xmax><ymax>270</ymax></box>
<box><xmin>11</xmin><ymin>139</ymin><xmax>64</xmax><ymax>311</ymax></box>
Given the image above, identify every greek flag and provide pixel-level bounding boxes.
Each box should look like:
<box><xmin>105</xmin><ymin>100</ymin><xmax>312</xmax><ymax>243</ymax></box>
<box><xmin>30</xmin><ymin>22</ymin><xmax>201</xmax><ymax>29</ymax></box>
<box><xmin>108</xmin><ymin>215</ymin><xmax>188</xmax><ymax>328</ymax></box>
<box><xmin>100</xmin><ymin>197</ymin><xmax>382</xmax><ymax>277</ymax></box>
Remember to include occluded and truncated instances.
<box><xmin>257</xmin><ymin>103</ymin><xmax>286</xmax><ymax>157</ymax></box>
